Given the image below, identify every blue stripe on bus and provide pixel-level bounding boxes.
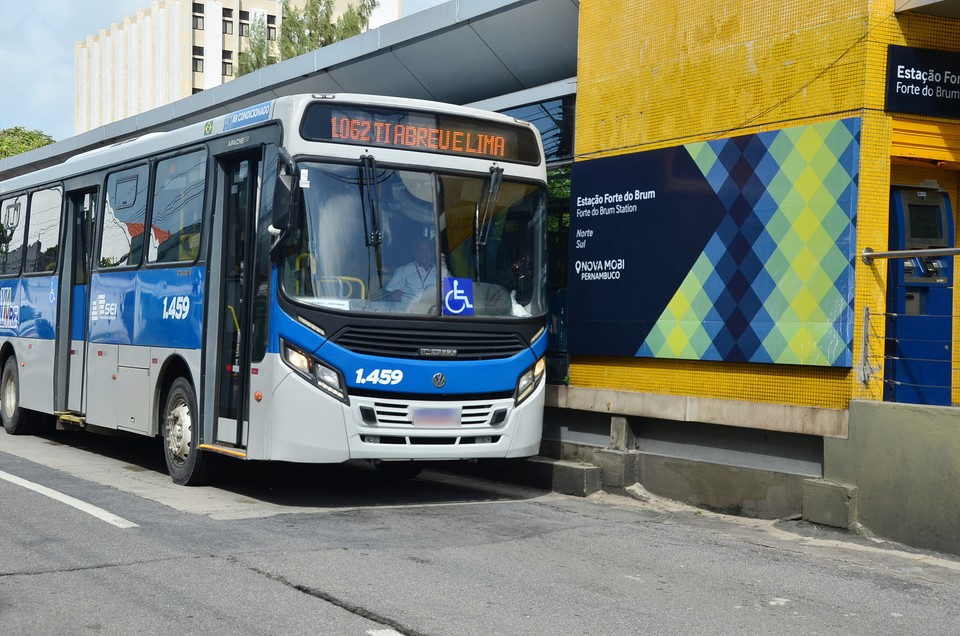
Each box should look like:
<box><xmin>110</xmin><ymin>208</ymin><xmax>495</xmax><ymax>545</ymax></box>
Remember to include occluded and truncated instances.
<box><xmin>317</xmin><ymin>337</ymin><xmax>538</xmax><ymax>394</ymax></box>
<box><xmin>266</xmin><ymin>268</ymin><xmax>291</xmax><ymax>355</ymax></box>
<box><xmin>88</xmin><ymin>267</ymin><xmax>204</xmax><ymax>348</ymax></box>
<box><xmin>0</xmin><ymin>277</ymin><xmax>58</xmax><ymax>339</ymax></box>
<box><xmin>71</xmin><ymin>284</ymin><xmax>87</xmax><ymax>340</ymax></box>
<box><xmin>268</xmin><ymin>288</ymin><xmax>546</xmax><ymax>395</ymax></box>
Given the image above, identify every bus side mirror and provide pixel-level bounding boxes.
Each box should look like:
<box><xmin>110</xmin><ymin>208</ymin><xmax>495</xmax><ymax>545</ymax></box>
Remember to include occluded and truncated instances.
<box><xmin>272</xmin><ymin>149</ymin><xmax>299</xmax><ymax>232</ymax></box>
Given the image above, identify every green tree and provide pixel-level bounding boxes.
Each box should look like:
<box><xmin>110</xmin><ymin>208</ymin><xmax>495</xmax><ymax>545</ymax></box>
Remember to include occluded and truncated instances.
<box><xmin>279</xmin><ymin>0</ymin><xmax>337</xmax><ymax>60</ymax></box>
<box><xmin>280</xmin><ymin>0</ymin><xmax>380</xmax><ymax>60</ymax></box>
<box><xmin>281</xmin><ymin>0</ymin><xmax>378</xmax><ymax>59</ymax></box>
<box><xmin>237</xmin><ymin>0</ymin><xmax>377</xmax><ymax>75</ymax></box>
<box><xmin>333</xmin><ymin>0</ymin><xmax>378</xmax><ymax>43</ymax></box>
<box><xmin>237</xmin><ymin>14</ymin><xmax>271</xmax><ymax>76</ymax></box>
<box><xmin>0</xmin><ymin>126</ymin><xmax>55</xmax><ymax>159</ymax></box>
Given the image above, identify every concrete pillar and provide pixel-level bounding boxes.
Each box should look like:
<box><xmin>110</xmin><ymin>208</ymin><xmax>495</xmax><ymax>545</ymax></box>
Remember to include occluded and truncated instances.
<box><xmin>610</xmin><ymin>415</ymin><xmax>636</xmax><ymax>450</ymax></box>
<box><xmin>802</xmin><ymin>479</ymin><xmax>859</xmax><ymax>529</ymax></box>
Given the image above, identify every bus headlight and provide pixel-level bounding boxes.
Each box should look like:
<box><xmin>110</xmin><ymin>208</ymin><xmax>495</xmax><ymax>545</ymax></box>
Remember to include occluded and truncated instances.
<box><xmin>313</xmin><ymin>362</ymin><xmax>344</xmax><ymax>397</ymax></box>
<box><xmin>284</xmin><ymin>345</ymin><xmax>312</xmax><ymax>376</ymax></box>
<box><xmin>515</xmin><ymin>357</ymin><xmax>545</xmax><ymax>405</ymax></box>
<box><xmin>281</xmin><ymin>340</ymin><xmax>348</xmax><ymax>404</ymax></box>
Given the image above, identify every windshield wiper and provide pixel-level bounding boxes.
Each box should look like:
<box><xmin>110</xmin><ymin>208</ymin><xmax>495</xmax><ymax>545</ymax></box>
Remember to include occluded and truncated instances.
<box><xmin>360</xmin><ymin>154</ymin><xmax>385</xmax><ymax>286</ymax></box>
<box><xmin>474</xmin><ymin>164</ymin><xmax>504</xmax><ymax>280</ymax></box>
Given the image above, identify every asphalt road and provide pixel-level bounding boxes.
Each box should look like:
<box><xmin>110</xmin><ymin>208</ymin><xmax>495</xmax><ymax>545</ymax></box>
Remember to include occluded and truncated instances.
<box><xmin>2</xmin><ymin>429</ymin><xmax>960</xmax><ymax>635</ymax></box>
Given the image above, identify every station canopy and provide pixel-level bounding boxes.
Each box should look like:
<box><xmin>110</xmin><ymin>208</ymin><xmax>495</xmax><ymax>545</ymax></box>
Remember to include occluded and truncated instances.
<box><xmin>896</xmin><ymin>0</ymin><xmax>960</xmax><ymax>18</ymax></box>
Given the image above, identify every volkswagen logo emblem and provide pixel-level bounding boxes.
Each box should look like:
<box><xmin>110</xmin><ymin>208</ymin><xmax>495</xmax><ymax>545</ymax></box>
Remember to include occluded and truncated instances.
<box><xmin>432</xmin><ymin>373</ymin><xmax>446</xmax><ymax>388</ymax></box>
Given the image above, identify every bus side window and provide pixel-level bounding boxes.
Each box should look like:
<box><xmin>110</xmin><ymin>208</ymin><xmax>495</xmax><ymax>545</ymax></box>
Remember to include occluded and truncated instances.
<box><xmin>23</xmin><ymin>186</ymin><xmax>63</xmax><ymax>274</ymax></box>
<box><xmin>0</xmin><ymin>194</ymin><xmax>27</xmax><ymax>276</ymax></box>
<box><xmin>100</xmin><ymin>165</ymin><xmax>149</xmax><ymax>269</ymax></box>
<box><xmin>149</xmin><ymin>149</ymin><xmax>207</xmax><ymax>264</ymax></box>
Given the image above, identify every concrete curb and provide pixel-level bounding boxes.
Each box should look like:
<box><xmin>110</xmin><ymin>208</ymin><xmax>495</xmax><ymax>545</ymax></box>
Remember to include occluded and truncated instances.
<box><xmin>445</xmin><ymin>456</ymin><xmax>601</xmax><ymax>497</ymax></box>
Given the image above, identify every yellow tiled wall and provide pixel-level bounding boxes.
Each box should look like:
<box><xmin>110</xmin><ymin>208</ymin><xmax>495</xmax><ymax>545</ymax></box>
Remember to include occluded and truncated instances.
<box><xmin>577</xmin><ymin>1</ymin><xmax>870</xmax><ymax>159</ymax></box>
<box><xmin>572</xmin><ymin>0</ymin><xmax>960</xmax><ymax>410</ymax></box>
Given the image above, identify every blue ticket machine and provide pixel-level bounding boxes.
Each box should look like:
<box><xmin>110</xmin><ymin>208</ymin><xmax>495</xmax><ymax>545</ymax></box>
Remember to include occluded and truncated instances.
<box><xmin>885</xmin><ymin>186</ymin><xmax>954</xmax><ymax>405</ymax></box>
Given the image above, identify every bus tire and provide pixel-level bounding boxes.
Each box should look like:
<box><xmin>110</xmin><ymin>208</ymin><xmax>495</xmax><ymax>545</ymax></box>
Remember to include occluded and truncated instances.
<box><xmin>162</xmin><ymin>377</ymin><xmax>210</xmax><ymax>486</ymax></box>
<box><xmin>1</xmin><ymin>357</ymin><xmax>30</xmax><ymax>435</ymax></box>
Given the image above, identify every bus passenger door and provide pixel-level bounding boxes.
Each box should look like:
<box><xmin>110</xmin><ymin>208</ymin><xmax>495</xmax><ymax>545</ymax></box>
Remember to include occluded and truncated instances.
<box><xmin>207</xmin><ymin>153</ymin><xmax>261</xmax><ymax>449</ymax></box>
<box><xmin>58</xmin><ymin>189</ymin><xmax>96</xmax><ymax>414</ymax></box>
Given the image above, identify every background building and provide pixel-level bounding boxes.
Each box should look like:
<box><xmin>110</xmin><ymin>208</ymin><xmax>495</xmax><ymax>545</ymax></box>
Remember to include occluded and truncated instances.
<box><xmin>74</xmin><ymin>1</ymin><xmax>448</xmax><ymax>135</ymax></box>
<box><xmin>74</xmin><ymin>0</ymin><xmax>345</xmax><ymax>134</ymax></box>
<box><xmin>368</xmin><ymin>0</ymin><xmax>399</xmax><ymax>28</ymax></box>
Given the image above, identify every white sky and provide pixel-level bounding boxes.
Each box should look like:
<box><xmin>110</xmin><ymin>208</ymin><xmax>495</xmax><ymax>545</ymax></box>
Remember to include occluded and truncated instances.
<box><xmin>0</xmin><ymin>0</ymin><xmax>445</xmax><ymax>142</ymax></box>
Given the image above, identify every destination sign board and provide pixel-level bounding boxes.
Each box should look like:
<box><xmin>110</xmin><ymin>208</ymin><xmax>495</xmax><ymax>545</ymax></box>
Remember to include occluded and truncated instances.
<box><xmin>301</xmin><ymin>103</ymin><xmax>541</xmax><ymax>164</ymax></box>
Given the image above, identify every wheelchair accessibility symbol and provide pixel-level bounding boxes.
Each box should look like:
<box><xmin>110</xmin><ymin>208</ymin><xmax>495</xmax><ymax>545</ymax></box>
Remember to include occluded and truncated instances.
<box><xmin>442</xmin><ymin>278</ymin><xmax>474</xmax><ymax>316</ymax></box>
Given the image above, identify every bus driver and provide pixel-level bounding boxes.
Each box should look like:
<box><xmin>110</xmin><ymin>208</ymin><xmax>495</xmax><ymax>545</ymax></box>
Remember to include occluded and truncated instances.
<box><xmin>385</xmin><ymin>238</ymin><xmax>440</xmax><ymax>304</ymax></box>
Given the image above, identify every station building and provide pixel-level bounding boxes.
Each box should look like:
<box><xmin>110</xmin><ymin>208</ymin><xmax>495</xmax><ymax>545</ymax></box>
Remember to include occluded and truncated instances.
<box><xmin>3</xmin><ymin>0</ymin><xmax>960</xmax><ymax>553</ymax></box>
<box><xmin>561</xmin><ymin>0</ymin><xmax>960</xmax><ymax>554</ymax></box>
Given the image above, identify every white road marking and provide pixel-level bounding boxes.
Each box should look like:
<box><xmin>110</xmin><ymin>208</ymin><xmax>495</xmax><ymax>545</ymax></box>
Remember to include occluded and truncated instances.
<box><xmin>367</xmin><ymin>630</ymin><xmax>404</xmax><ymax>636</ymax></box>
<box><xmin>0</xmin><ymin>469</ymin><xmax>138</xmax><ymax>529</ymax></box>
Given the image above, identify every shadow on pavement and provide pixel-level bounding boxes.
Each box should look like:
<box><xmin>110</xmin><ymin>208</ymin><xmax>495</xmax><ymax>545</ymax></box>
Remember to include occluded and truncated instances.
<box><xmin>28</xmin><ymin>428</ymin><xmax>546</xmax><ymax>510</ymax></box>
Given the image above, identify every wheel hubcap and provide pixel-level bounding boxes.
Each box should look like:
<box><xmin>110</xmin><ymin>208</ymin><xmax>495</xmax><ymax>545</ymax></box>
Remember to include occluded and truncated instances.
<box><xmin>166</xmin><ymin>398</ymin><xmax>191</xmax><ymax>463</ymax></box>
<box><xmin>2</xmin><ymin>373</ymin><xmax>15</xmax><ymax>420</ymax></box>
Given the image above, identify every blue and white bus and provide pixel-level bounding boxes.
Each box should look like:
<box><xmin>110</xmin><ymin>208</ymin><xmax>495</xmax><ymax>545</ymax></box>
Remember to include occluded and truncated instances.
<box><xmin>0</xmin><ymin>94</ymin><xmax>548</xmax><ymax>484</ymax></box>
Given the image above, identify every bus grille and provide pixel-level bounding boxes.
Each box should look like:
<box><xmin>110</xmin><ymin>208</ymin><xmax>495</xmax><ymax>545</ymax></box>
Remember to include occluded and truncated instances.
<box><xmin>330</xmin><ymin>327</ymin><xmax>527</xmax><ymax>360</ymax></box>
<box><xmin>360</xmin><ymin>434</ymin><xmax>501</xmax><ymax>446</ymax></box>
<box><xmin>372</xmin><ymin>401</ymin><xmax>496</xmax><ymax>426</ymax></box>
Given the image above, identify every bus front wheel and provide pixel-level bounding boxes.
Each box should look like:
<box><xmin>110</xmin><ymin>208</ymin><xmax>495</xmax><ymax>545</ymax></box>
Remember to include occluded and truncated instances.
<box><xmin>162</xmin><ymin>377</ymin><xmax>210</xmax><ymax>486</ymax></box>
<box><xmin>1</xmin><ymin>357</ymin><xmax>29</xmax><ymax>435</ymax></box>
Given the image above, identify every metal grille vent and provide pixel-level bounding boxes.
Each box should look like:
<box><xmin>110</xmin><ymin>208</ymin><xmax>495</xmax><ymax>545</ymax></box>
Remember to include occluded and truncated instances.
<box><xmin>372</xmin><ymin>401</ymin><xmax>495</xmax><ymax>426</ymax></box>
<box><xmin>361</xmin><ymin>435</ymin><xmax>501</xmax><ymax>446</ymax></box>
<box><xmin>331</xmin><ymin>327</ymin><xmax>526</xmax><ymax>360</ymax></box>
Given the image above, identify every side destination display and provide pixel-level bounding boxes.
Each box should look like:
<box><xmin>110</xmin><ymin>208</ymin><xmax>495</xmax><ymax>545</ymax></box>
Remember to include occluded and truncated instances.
<box><xmin>568</xmin><ymin>118</ymin><xmax>860</xmax><ymax>367</ymax></box>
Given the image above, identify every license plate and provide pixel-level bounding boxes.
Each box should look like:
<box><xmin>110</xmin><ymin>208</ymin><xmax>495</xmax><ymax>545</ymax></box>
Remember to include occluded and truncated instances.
<box><xmin>412</xmin><ymin>407</ymin><xmax>461</xmax><ymax>428</ymax></box>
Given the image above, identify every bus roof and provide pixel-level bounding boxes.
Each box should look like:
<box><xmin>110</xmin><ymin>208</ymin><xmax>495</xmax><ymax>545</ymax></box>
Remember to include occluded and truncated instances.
<box><xmin>0</xmin><ymin>93</ymin><xmax>538</xmax><ymax>196</ymax></box>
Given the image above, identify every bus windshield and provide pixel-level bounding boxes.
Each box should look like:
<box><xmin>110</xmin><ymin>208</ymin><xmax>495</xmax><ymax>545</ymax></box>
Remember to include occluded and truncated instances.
<box><xmin>281</xmin><ymin>161</ymin><xmax>546</xmax><ymax>318</ymax></box>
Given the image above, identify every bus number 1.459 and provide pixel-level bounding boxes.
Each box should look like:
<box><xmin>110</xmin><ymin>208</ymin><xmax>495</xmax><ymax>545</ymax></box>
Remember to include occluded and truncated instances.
<box><xmin>355</xmin><ymin>368</ymin><xmax>403</xmax><ymax>385</ymax></box>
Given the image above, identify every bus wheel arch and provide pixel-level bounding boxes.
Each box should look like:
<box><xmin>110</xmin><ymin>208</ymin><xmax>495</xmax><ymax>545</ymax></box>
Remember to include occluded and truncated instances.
<box><xmin>155</xmin><ymin>355</ymin><xmax>193</xmax><ymax>436</ymax></box>
<box><xmin>0</xmin><ymin>342</ymin><xmax>14</xmax><ymax>368</ymax></box>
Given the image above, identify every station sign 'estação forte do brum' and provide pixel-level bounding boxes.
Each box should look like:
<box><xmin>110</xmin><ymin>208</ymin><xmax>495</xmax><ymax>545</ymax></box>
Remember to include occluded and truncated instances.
<box><xmin>886</xmin><ymin>45</ymin><xmax>960</xmax><ymax>118</ymax></box>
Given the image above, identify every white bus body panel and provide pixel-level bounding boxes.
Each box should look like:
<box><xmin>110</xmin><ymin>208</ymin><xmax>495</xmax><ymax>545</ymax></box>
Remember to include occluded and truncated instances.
<box><xmin>254</xmin><ymin>353</ymin><xmax>350</xmax><ymax>462</ymax></box>
<box><xmin>85</xmin><ymin>343</ymin><xmax>119</xmax><ymax>429</ymax></box>
<box><xmin>251</xmin><ymin>353</ymin><xmax>544</xmax><ymax>463</ymax></box>
<box><xmin>16</xmin><ymin>338</ymin><xmax>55</xmax><ymax>414</ymax></box>
<box><xmin>116</xmin><ymin>344</ymin><xmax>152</xmax><ymax>434</ymax></box>
<box><xmin>67</xmin><ymin>339</ymin><xmax>84</xmax><ymax>412</ymax></box>
<box><xmin>347</xmin><ymin>383</ymin><xmax>545</xmax><ymax>460</ymax></box>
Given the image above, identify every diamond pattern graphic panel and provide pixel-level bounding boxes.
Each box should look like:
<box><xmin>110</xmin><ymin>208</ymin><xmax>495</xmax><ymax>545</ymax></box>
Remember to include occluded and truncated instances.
<box><xmin>638</xmin><ymin>119</ymin><xmax>860</xmax><ymax>366</ymax></box>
